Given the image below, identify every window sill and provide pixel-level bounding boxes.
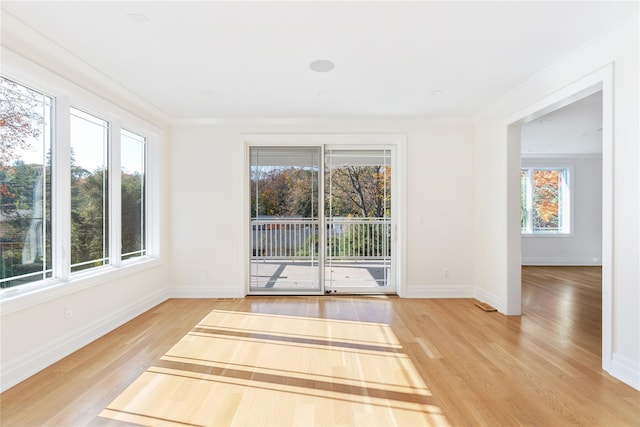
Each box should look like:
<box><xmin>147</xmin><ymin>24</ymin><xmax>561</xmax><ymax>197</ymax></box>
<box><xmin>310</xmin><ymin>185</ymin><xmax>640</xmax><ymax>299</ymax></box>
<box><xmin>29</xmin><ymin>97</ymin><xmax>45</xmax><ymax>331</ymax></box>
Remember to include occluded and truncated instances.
<box><xmin>0</xmin><ymin>257</ymin><xmax>162</xmax><ymax>316</ymax></box>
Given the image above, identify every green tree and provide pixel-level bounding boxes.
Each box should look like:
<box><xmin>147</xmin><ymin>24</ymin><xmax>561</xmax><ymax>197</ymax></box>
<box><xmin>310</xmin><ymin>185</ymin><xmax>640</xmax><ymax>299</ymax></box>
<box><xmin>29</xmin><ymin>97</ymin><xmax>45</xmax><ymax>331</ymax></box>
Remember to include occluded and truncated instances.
<box><xmin>121</xmin><ymin>172</ymin><xmax>144</xmax><ymax>256</ymax></box>
<box><xmin>1</xmin><ymin>161</ymin><xmax>40</xmax><ymax>211</ymax></box>
<box><xmin>71</xmin><ymin>168</ymin><xmax>108</xmax><ymax>269</ymax></box>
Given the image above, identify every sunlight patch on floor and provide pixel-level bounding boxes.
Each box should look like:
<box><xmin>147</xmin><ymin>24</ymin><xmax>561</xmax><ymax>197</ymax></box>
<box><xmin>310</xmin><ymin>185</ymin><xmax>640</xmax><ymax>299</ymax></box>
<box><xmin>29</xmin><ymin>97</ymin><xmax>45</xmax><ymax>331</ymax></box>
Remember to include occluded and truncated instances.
<box><xmin>99</xmin><ymin>309</ymin><xmax>450</xmax><ymax>426</ymax></box>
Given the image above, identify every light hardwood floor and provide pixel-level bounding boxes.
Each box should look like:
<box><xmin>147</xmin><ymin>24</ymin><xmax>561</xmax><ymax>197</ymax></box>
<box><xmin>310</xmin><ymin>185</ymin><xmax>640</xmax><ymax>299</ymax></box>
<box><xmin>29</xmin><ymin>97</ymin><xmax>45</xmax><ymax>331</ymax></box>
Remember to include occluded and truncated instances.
<box><xmin>1</xmin><ymin>267</ymin><xmax>639</xmax><ymax>426</ymax></box>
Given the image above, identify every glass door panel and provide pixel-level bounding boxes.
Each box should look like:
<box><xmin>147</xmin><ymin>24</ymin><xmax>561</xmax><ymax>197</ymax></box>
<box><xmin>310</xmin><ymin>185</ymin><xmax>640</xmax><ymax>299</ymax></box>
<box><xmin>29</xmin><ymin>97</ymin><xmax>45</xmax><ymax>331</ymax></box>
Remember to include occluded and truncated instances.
<box><xmin>324</xmin><ymin>149</ymin><xmax>393</xmax><ymax>293</ymax></box>
<box><xmin>249</xmin><ymin>147</ymin><xmax>321</xmax><ymax>293</ymax></box>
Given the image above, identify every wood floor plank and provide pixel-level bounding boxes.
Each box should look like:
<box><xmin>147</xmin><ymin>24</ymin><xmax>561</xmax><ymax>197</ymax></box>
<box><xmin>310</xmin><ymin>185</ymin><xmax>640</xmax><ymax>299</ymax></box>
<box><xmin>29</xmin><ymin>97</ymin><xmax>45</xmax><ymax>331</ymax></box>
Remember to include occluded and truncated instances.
<box><xmin>1</xmin><ymin>267</ymin><xmax>639</xmax><ymax>426</ymax></box>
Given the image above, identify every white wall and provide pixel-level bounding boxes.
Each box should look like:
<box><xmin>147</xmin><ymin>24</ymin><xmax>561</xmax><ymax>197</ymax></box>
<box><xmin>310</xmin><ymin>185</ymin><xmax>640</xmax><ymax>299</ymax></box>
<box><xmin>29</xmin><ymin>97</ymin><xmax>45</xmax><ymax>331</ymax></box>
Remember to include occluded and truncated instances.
<box><xmin>474</xmin><ymin>15</ymin><xmax>639</xmax><ymax>389</ymax></box>
<box><xmin>521</xmin><ymin>155</ymin><xmax>602</xmax><ymax>265</ymax></box>
<box><xmin>0</xmin><ymin>265</ymin><xmax>170</xmax><ymax>391</ymax></box>
<box><xmin>168</xmin><ymin>119</ymin><xmax>476</xmax><ymax>298</ymax></box>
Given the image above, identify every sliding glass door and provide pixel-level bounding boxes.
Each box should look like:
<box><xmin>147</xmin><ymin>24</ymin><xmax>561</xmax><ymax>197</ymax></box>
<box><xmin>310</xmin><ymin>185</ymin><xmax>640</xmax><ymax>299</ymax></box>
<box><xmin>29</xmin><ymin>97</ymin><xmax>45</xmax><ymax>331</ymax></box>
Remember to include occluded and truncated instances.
<box><xmin>324</xmin><ymin>149</ymin><xmax>392</xmax><ymax>293</ymax></box>
<box><xmin>249</xmin><ymin>147</ymin><xmax>321</xmax><ymax>292</ymax></box>
<box><xmin>248</xmin><ymin>146</ymin><xmax>394</xmax><ymax>295</ymax></box>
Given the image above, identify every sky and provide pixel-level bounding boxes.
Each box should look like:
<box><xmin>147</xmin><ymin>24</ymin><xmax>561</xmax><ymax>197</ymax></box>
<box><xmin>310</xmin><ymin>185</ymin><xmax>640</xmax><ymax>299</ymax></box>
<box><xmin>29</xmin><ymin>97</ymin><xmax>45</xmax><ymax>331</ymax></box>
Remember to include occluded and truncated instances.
<box><xmin>17</xmin><ymin>112</ymin><xmax>144</xmax><ymax>175</ymax></box>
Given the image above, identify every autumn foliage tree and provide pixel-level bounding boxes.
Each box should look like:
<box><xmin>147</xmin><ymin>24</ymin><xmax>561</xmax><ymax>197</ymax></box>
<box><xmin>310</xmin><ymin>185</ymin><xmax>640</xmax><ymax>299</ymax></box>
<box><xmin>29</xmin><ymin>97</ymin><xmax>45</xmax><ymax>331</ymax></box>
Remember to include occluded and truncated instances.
<box><xmin>251</xmin><ymin>163</ymin><xmax>391</xmax><ymax>258</ymax></box>
<box><xmin>0</xmin><ymin>77</ymin><xmax>44</xmax><ymax>166</ymax></box>
<box><xmin>533</xmin><ymin>170</ymin><xmax>560</xmax><ymax>228</ymax></box>
<box><xmin>1</xmin><ymin>77</ymin><xmax>46</xmax><ymax>208</ymax></box>
<box><xmin>0</xmin><ymin>77</ymin><xmax>51</xmax><ymax>286</ymax></box>
<box><xmin>326</xmin><ymin>165</ymin><xmax>390</xmax><ymax>217</ymax></box>
<box><xmin>521</xmin><ymin>168</ymin><xmax>563</xmax><ymax>232</ymax></box>
<box><xmin>250</xmin><ymin>165</ymin><xmax>390</xmax><ymax>218</ymax></box>
<box><xmin>250</xmin><ymin>167</ymin><xmax>317</xmax><ymax>217</ymax></box>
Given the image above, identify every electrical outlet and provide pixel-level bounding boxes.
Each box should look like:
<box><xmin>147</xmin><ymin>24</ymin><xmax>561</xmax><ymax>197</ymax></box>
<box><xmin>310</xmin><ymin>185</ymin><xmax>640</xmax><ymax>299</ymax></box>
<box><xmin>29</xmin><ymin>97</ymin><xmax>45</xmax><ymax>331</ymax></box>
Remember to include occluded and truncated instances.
<box><xmin>444</xmin><ymin>268</ymin><xmax>450</xmax><ymax>278</ymax></box>
<box><xmin>64</xmin><ymin>306</ymin><xmax>73</xmax><ymax>319</ymax></box>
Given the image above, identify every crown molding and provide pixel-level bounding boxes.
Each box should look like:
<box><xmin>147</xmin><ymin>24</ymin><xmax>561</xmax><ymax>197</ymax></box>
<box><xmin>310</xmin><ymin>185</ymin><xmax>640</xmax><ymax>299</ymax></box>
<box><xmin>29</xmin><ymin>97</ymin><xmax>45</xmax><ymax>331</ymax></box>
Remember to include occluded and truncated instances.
<box><xmin>1</xmin><ymin>11</ymin><xmax>170</xmax><ymax>127</ymax></box>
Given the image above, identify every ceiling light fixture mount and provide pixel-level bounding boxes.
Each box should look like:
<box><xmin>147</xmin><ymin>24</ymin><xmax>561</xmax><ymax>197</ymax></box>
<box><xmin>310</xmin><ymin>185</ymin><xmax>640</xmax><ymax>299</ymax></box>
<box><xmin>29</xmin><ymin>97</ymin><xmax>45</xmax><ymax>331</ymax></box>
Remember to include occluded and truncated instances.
<box><xmin>126</xmin><ymin>13</ymin><xmax>150</xmax><ymax>24</ymax></box>
<box><xmin>309</xmin><ymin>59</ymin><xmax>335</xmax><ymax>73</ymax></box>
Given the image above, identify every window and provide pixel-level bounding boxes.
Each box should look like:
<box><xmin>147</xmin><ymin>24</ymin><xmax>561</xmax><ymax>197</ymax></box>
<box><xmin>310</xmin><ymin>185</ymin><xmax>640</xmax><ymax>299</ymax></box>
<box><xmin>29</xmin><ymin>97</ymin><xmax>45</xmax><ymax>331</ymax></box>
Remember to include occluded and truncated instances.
<box><xmin>121</xmin><ymin>129</ymin><xmax>146</xmax><ymax>261</ymax></box>
<box><xmin>0</xmin><ymin>77</ymin><xmax>53</xmax><ymax>288</ymax></box>
<box><xmin>70</xmin><ymin>108</ymin><xmax>110</xmax><ymax>272</ymax></box>
<box><xmin>521</xmin><ymin>167</ymin><xmax>570</xmax><ymax>234</ymax></box>
<box><xmin>0</xmin><ymin>74</ymin><xmax>153</xmax><ymax>292</ymax></box>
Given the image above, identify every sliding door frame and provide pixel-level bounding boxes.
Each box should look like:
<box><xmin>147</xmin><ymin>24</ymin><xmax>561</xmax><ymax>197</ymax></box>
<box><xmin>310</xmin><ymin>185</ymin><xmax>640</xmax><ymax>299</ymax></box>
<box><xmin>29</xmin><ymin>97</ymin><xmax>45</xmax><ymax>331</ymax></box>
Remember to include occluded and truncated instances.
<box><xmin>324</xmin><ymin>145</ymin><xmax>395</xmax><ymax>294</ymax></box>
<box><xmin>242</xmin><ymin>133</ymin><xmax>407</xmax><ymax>297</ymax></box>
<box><xmin>248</xmin><ymin>144</ymin><xmax>325</xmax><ymax>295</ymax></box>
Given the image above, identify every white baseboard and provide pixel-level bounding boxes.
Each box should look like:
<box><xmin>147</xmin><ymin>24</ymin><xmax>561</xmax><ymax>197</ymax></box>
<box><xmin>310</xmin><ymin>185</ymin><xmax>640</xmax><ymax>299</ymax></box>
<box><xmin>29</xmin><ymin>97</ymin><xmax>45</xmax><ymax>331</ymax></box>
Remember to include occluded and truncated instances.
<box><xmin>610</xmin><ymin>352</ymin><xmax>640</xmax><ymax>391</ymax></box>
<box><xmin>402</xmin><ymin>285</ymin><xmax>474</xmax><ymax>299</ymax></box>
<box><xmin>522</xmin><ymin>257</ymin><xmax>601</xmax><ymax>266</ymax></box>
<box><xmin>168</xmin><ymin>285</ymin><xmax>244</xmax><ymax>299</ymax></box>
<box><xmin>0</xmin><ymin>289</ymin><xmax>168</xmax><ymax>393</ymax></box>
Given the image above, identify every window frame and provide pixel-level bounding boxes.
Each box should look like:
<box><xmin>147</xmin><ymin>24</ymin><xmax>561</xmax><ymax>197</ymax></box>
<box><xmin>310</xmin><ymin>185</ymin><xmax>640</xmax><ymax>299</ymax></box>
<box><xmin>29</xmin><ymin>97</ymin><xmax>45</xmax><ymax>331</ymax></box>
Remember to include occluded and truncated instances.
<box><xmin>68</xmin><ymin>106</ymin><xmax>111</xmax><ymax>274</ymax></box>
<box><xmin>520</xmin><ymin>162</ymin><xmax>573</xmax><ymax>237</ymax></box>
<box><xmin>0</xmin><ymin>71</ymin><xmax>161</xmax><ymax>301</ymax></box>
<box><xmin>120</xmin><ymin>128</ymin><xmax>147</xmax><ymax>262</ymax></box>
<box><xmin>0</xmin><ymin>76</ymin><xmax>54</xmax><ymax>287</ymax></box>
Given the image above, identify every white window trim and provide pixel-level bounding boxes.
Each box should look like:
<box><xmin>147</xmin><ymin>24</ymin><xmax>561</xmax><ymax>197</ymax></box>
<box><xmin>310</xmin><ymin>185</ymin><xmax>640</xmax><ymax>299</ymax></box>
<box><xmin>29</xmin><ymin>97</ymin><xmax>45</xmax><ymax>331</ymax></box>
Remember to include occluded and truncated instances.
<box><xmin>0</xmin><ymin>65</ymin><xmax>163</xmax><ymax>306</ymax></box>
<box><xmin>120</xmin><ymin>128</ymin><xmax>149</xmax><ymax>263</ymax></box>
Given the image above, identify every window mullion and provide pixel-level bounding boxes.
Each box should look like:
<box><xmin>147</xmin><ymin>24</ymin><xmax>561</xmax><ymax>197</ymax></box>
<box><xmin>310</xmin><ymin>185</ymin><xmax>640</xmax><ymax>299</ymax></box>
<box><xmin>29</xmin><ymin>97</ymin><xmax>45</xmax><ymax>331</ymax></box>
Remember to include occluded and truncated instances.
<box><xmin>529</xmin><ymin>169</ymin><xmax>534</xmax><ymax>233</ymax></box>
<box><xmin>526</xmin><ymin>169</ymin><xmax>533</xmax><ymax>233</ymax></box>
<box><xmin>561</xmin><ymin>168</ymin><xmax>571</xmax><ymax>233</ymax></box>
<box><xmin>144</xmin><ymin>135</ymin><xmax>156</xmax><ymax>258</ymax></box>
<box><xmin>54</xmin><ymin>97</ymin><xmax>71</xmax><ymax>280</ymax></box>
<box><xmin>110</xmin><ymin>122</ymin><xmax>122</xmax><ymax>267</ymax></box>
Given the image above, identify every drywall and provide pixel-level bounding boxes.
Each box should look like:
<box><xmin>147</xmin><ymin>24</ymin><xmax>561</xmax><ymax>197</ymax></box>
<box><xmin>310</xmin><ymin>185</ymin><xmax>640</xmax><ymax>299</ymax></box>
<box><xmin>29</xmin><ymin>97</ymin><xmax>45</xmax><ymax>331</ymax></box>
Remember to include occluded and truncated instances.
<box><xmin>474</xmin><ymin>15</ymin><xmax>639</xmax><ymax>389</ymax></box>
<box><xmin>521</xmin><ymin>156</ymin><xmax>602</xmax><ymax>265</ymax></box>
<box><xmin>168</xmin><ymin>119</ymin><xmax>476</xmax><ymax>298</ymax></box>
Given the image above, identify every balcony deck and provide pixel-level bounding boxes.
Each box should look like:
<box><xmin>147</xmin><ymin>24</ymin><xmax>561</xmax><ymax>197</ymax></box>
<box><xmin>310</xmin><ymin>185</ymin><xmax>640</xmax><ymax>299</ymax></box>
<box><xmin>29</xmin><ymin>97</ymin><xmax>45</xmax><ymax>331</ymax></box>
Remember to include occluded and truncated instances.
<box><xmin>251</xmin><ymin>259</ymin><xmax>391</xmax><ymax>291</ymax></box>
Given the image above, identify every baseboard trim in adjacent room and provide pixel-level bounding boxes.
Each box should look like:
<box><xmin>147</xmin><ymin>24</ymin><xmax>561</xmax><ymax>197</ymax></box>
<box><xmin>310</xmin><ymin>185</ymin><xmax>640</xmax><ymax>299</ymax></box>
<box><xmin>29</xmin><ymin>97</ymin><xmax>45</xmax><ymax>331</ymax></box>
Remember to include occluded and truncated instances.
<box><xmin>521</xmin><ymin>257</ymin><xmax>602</xmax><ymax>266</ymax></box>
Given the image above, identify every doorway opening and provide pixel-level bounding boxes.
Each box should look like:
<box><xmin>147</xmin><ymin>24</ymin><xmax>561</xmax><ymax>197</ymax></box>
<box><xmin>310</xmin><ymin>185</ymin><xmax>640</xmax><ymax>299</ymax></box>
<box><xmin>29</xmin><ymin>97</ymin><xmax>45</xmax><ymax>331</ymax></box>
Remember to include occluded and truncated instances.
<box><xmin>506</xmin><ymin>65</ymin><xmax>613</xmax><ymax>372</ymax></box>
<box><xmin>519</xmin><ymin>91</ymin><xmax>604</xmax><ymax>367</ymax></box>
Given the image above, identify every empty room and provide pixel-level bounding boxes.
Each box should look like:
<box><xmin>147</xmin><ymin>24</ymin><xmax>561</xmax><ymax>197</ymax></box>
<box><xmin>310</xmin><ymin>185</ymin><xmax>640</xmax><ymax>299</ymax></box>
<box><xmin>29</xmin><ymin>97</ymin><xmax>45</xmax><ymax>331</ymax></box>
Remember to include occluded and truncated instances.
<box><xmin>1</xmin><ymin>2</ymin><xmax>639</xmax><ymax>426</ymax></box>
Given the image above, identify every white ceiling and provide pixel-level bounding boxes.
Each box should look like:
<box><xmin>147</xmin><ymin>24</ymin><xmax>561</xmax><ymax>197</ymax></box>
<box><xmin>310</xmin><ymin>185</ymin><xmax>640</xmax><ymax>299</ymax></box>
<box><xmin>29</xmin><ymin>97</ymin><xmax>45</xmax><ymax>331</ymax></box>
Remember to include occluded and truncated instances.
<box><xmin>521</xmin><ymin>91</ymin><xmax>603</xmax><ymax>155</ymax></box>
<box><xmin>1</xmin><ymin>1</ymin><xmax>638</xmax><ymax>119</ymax></box>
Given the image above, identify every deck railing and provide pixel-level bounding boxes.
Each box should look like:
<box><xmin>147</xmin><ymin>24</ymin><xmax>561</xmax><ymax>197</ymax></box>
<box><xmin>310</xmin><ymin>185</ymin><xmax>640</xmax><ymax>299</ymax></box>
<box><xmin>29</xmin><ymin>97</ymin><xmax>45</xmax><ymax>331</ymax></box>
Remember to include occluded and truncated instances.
<box><xmin>250</xmin><ymin>217</ymin><xmax>391</xmax><ymax>260</ymax></box>
<box><xmin>251</xmin><ymin>219</ymin><xmax>318</xmax><ymax>259</ymax></box>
